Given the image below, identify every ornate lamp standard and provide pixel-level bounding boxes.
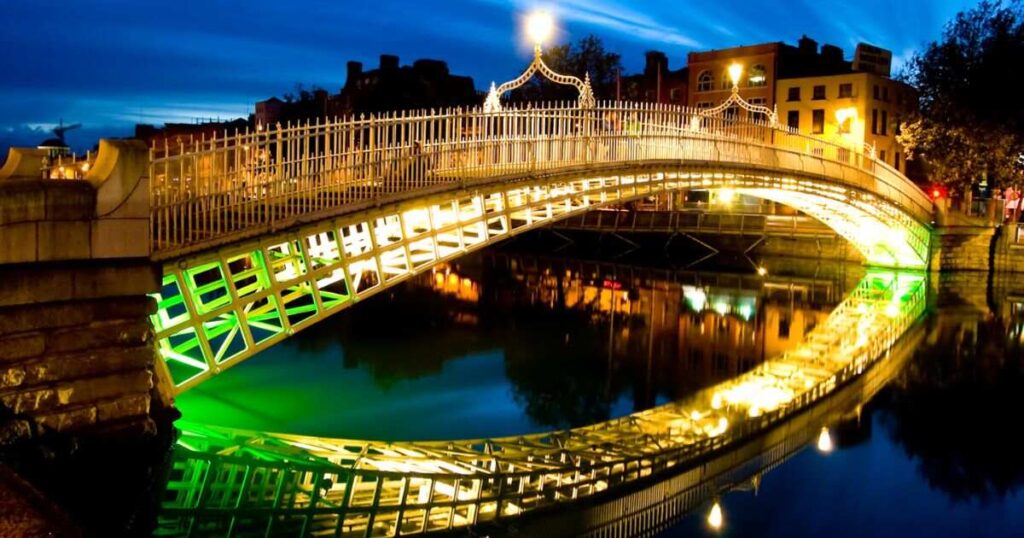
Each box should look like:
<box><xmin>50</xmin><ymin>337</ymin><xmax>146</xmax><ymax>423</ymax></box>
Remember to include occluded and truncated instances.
<box><xmin>483</xmin><ymin>10</ymin><xmax>596</xmax><ymax>112</ymax></box>
<box><xmin>702</xmin><ymin>63</ymin><xmax>778</xmax><ymax>125</ymax></box>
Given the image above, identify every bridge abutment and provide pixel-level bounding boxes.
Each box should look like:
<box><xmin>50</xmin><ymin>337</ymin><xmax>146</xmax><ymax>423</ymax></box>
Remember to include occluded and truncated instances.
<box><xmin>0</xmin><ymin>141</ymin><xmax>174</xmax><ymax>535</ymax></box>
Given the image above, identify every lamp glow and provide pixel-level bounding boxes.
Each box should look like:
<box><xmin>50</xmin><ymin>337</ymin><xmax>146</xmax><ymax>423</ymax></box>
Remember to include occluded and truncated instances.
<box><xmin>707</xmin><ymin>501</ymin><xmax>724</xmax><ymax>530</ymax></box>
<box><xmin>526</xmin><ymin>11</ymin><xmax>555</xmax><ymax>46</ymax></box>
<box><xmin>817</xmin><ymin>427</ymin><xmax>833</xmax><ymax>453</ymax></box>
<box><xmin>835</xmin><ymin>107</ymin><xmax>858</xmax><ymax>124</ymax></box>
<box><xmin>718</xmin><ymin>188</ymin><xmax>736</xmax><ymax>204</ymax></box>
<box><xmin>728</xmin><ymin>63</ymin><xmax>743</xmax><ymax>87</ymax></box>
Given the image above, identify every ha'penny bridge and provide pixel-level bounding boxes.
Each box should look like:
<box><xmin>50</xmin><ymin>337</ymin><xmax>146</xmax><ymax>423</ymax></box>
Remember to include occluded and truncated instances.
<box><xmin>0</xmin><ymin>15</ymin><xmax>941</xmax><ymax>536</ymax></box>
<box><xmin>148</xmin><ymin>101</ymin><xmax>933</xmax><ymax>394</ymax></box>
<box><xmin>132</xmin><ymin>95</ymin><xmax>934</xmax><ymax>536</ymax></box>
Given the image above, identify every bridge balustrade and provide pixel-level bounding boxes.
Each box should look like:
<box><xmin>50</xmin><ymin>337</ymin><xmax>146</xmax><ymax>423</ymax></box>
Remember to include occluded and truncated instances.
<box><xmin>148</xmin><ymin>102</ymin><xmax>933</xmax><ymax>258</ymax></box>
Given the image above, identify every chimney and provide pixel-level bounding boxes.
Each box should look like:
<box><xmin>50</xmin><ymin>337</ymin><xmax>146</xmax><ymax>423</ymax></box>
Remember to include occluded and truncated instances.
<box><xmin>821</xmin><ymin>44</ymin><xmax>844</xmax><ymax>65</ymax></box>
<box><xmin>798</xmin><ymin>35</ymin><xmax>818</xmax><ymax>55</ymax></box>
<box><xmin>380</xmin><ymin>54</ymin><xmax>399</xmax><ymax>72</ymax></box>
<box><xmin>346</xmin><ymin>61</ymin><xmax>362</xmax><ymax>86</ymax></box>
<box><xmin>644</xmin><ymin>51</ymin><xmax>668</xmax><ymax>77</ymax></box>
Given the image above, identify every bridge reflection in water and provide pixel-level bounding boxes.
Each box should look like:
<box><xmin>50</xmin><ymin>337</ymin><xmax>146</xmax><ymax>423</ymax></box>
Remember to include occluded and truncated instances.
<box><xmin>156</xmin><ymin>264</ymin><xmax>926</xmax><ymax>537</ymax></box>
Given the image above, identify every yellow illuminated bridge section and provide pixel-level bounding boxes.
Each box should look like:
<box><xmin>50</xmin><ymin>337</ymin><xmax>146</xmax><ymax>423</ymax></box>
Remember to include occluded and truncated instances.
<box><xmin>158</xmin><ymin>270</ymin><xmax>926</xmax><ymax>536</ymax></box>
<box><xmin>148</xmin><ymin>103</ymin><xmax>933</xmax><ymax>394</ymax></box>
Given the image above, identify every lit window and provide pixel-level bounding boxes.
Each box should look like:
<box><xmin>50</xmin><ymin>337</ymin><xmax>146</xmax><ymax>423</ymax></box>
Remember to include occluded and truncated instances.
<box><xmin>697</xmin><ymin>70</ymin><xmax>713</xmax><ymax>92</ymax></box>
<box><xmin>748</xmin><ymin>64</ymin><xmax>767</xmax><ymax>87</ymax></box>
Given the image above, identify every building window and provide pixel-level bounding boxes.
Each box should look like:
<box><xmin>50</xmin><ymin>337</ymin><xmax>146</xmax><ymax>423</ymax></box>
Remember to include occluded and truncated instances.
<box><xmin>883</xmin><ymin>87</ymin><xmax>889</xmax><ymax>101</ymax></box>
<box><xmin>721</xmin><ymin>71</ymin><xmax>734</xmax><ymax>90</ymax></box>
<box><xmin>787</xmin><ymin>110</ymin><xmax>800</xmax><ymax>130</ymax></box>
<box><xmin>697</xmin><ymin>70</ymin><xmax>713</xmax><ymax>92</ymax></box>
<box><xmin>778</xmin><ymin>316</ymin><xmax>791</xmax><ymax>339</ymax></box>
<box><xmin>839</xmin><ymin>83</ymin><xmax>853</xmax><ymax>98</ymax></box>
<box><xmin>881</xmin><ymin>110</ymin><xmax>888</xmax><ymax>135</ymax></box>
<box><xmin>880</xmin><ymin>149</ymin><xmax>887</xmax><ymax>163</ymax></box>
<box><xmin>873</xmin><ymin>85</ymin><xmax>880</xmax><ymax>100</ymax></box>
<box><xmin>871</xmin><ymin>109</ymin><xmax>878</xmax><ymax>134</ymax></box>
<box><xmin>748</xmin><ymin>64</ymin><xmax>767</xmax><ymax>87</ymax></box>
<box><xmin>787</xmin><ymin>87</ymin><xmax>800</xmax><ymax>101</ymax></box>
<box><xmin>748</xmin><ymin>98</ymin><xmax>768</xmax><ymax>122</ymax></box>
<box><xmin>812</xmin><ymin>109</ymin><xmax>825</xmax><ymax>134</ymax></box>
<box><xmin>812</xmin><ymin>85</ymin><xmax>826</xmax><ymax>100</ymax></box>
<box><xmin>895</xmin><ymin>152</ymin><xmax>902</xmax><ymax>171</ymax></box>
<box><xmin>670</xmin><ymin>88</ymin><xmax>681</xmax><ymax>102</ymax></box>
<box><xmin>696</xmin><ymin>101</ymin><xmax>712</xmax><ymax>110</ymax></box>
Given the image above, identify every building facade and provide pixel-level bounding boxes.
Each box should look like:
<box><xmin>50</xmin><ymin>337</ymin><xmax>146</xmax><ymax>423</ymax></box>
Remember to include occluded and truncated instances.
<box><xmin>620</xmin><ymin>51</ymin><xmax>688</xmax><ymax>105</ymax></box>
<box><xmin>687</xmin><ymin>43</ymin><xmax>783</xmax><ymax>115</ymax></box>
<box><xmin>776</xmin><ymin>71</ymin><xmax>917</xmax><ymax>174</ymax></box>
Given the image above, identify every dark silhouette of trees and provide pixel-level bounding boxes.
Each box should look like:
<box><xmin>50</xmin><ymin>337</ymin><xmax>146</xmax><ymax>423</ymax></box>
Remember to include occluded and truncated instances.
<box><xmin>509</xmin><ymin>35</ymin><xmax>623</xmax><ymax>103</ymax></box>
<box><xmin>878</xmin><ymin>316</ymin><xmax>1024</xmax><ymax>503</ymax></box>
<box><xmin>898</xmin><ymin>0</ymin><xmax>1024</xmax><ymax>190</ymax></box>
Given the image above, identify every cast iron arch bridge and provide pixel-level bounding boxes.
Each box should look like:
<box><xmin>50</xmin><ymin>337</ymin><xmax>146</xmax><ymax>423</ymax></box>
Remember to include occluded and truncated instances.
<box><xmin>146</xmin><ymin>102</ymin><xmax>934</xmax><ymax>394</ymax></box>
<box><xmin>135</xmin><ymin>102</ymin><xmax>933</xmax><ymax>536</ymax></box>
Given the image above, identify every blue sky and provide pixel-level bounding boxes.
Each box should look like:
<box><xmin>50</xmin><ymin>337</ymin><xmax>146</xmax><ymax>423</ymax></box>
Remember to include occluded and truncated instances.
<box><xmin>0</xmin><ymin>0</ymin><xmax>974</xmax><ymax>152</ymax></box>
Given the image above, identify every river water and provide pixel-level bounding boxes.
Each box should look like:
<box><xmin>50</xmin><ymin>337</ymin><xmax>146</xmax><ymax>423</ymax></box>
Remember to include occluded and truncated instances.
<box><xmin>174</xmin><ymin>240</ymin><xmax>1024</xmax><ymax>537</ymax></box>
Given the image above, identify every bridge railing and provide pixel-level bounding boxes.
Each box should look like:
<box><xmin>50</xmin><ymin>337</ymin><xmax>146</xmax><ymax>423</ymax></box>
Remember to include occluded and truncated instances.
<box><xmin>150</xmin><ymin>102</ymin><xmax>932</xmax><ymax>256</ymax></box>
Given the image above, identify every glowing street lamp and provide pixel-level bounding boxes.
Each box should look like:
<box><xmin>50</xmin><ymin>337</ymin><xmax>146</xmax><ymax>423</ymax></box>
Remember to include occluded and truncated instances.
<box><xmin>728</xmin><ymin>63</ymin><xmax>743</xmax><ymax>88</ymax></box>
<box><xmin>483</xmin><ymin>9</ymin><xmax>595</xmax><ymax>112</ymax></box>
<box><xmin>702</xmin><ymin>63</ymin><xmax>778</xmax><ymax>124</ymax></box>
<box><xmin>525</xmin><ymin>10</ymin><xmax>554</xmax><ymax>46</ymax></box>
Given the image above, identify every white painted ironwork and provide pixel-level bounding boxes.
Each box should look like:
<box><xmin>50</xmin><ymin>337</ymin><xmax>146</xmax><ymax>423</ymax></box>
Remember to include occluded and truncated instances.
<box><xmin>483</xmin><ymin>44</ymin><xmax>596</xmax><ymax>112</ymax></box>
<box><xmin>701</xmin><ymin>71</ymin><xmax>778</xmax><ymax>125</ymax></box>
<box><xmin>148</xmin><ymin>102</ymin><xmax>933</xmax><ymax>262</ymax></box>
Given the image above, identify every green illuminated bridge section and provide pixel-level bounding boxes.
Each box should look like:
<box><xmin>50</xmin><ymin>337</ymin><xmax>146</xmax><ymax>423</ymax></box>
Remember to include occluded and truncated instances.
<box><xmin>157</xmin><ymin>270</ymin><xmax>927</xmax><ymax>536</ymax></box>
<box><xmin>148</xmin><ymin>102</ymin><xmax>934</xmax><ymax>394</ymax></box>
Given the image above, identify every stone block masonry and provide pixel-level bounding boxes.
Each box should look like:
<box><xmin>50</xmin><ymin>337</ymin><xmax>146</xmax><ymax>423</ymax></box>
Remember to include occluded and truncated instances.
<box><xmin>928</xmin><ymin>225</ymin><xmax>996</xmax><ymax>273</ymax></box>
<box><xmin>0</xmin><ymin>141</ymin><xmax>176</xmax><ymax>536</ymax></box>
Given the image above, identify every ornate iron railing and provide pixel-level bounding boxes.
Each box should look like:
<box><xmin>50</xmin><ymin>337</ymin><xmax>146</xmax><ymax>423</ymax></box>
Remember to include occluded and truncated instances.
<box><xmin>149</xmin><ymin>102</ymin><xmax>933</xmax><ymax>259</ymax></box>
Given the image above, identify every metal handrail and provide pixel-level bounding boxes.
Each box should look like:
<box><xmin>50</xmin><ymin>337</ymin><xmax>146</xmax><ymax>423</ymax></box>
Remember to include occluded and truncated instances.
<box><xmin>148</xmin><ymin>101</ymin><xmax>933</xmax><ymax>256</ymax></box>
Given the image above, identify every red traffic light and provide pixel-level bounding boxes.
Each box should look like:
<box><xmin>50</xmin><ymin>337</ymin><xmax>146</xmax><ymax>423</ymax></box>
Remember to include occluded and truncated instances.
<box><xmin>929</xmin><ymin>185</ymin><xmax>947</xmax><ymax>200</ymax></box>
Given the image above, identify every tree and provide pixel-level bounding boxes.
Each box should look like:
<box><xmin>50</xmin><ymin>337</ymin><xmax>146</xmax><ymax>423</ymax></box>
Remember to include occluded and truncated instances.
<box><xmin>897</xmin><ymin>0</ymin><xmax>1024</xmax><ymax>191</ymax></box>
<box><xmin>508</xmin><ymin>35</ymin><xmax>623</xmax><ymax>103</ymax></box>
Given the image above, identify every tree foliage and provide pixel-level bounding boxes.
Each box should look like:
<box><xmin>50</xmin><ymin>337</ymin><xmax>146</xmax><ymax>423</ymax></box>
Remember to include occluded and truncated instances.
<box><xmin>508</xmin><ymin>35</ymin><xmax>623</xmax><ymax>103</ymax></box>
<box><xmin>898</xmin><ymin>0</ymin><xmax>1024</xmax><ymax>188</ymax></box>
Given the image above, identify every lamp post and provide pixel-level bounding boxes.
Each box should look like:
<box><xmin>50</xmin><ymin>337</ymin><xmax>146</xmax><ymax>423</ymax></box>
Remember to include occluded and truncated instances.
<box><xmin>483</xmin><ymin>10</ymin><xmax>596</xmax><ymax>112</ymax></box>
<box><xmin>703</xmin><ymin>62</ymin><xmax>777</xmax><ymax>125</ymax></box>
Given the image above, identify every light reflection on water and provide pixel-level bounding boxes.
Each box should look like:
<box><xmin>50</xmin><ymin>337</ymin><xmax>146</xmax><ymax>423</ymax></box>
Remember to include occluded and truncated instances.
<box><xmin>173</xmin><ymin>249</ymin><xmax>1024</xmax><ymax>537</ymax></box>
<box><xmin>176</xmin><ymin>252</ymin><xmax>849</xmax><ymax>441</ymax></box>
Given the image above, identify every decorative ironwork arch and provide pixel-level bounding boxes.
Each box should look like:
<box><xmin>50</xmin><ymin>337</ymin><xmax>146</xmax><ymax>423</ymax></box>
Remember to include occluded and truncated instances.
<box><xmin>703</xmin><ymin>75</ymin><xmax>778</xmax><ymax>125</ymax></box>
<box><xmin>484</xmin><ymin>44</ymin><xmax>596</xmax><ymax>112</ymax></box>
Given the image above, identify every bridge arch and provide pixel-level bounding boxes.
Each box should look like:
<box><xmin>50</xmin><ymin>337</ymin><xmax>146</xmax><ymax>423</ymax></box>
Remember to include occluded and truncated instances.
<box><xmin>142</xmin><ymin>103</ymin><xmax>934</xmax><ymax>392</ymax></box>
<box><xmin>153</xmin><ymin>162</ymin><xmax>929</xmax><ymax>393</ymax></box>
